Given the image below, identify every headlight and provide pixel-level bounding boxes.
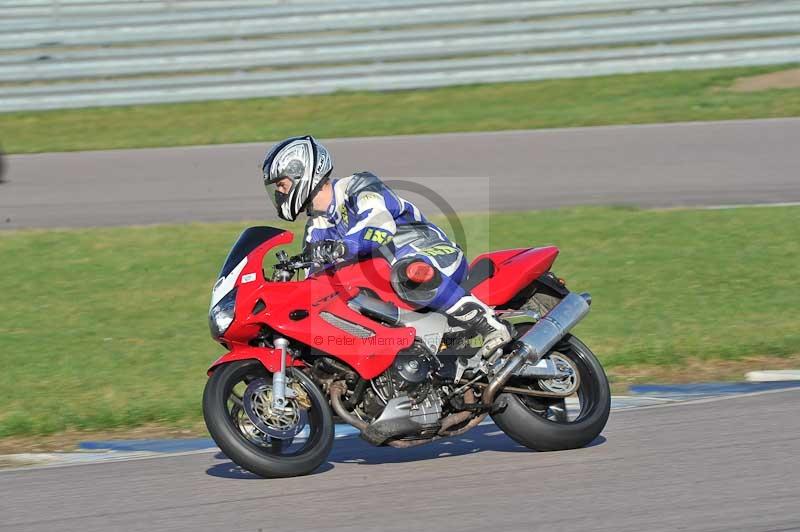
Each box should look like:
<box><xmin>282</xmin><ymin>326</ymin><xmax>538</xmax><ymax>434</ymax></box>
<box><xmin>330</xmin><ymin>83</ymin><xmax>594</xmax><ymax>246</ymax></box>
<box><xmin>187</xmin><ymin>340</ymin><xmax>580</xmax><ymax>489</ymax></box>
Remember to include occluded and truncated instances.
<box><xmin>209</xmin><ymin>288</ymin><xmax>237</xmax><ymax>339</ymax></box>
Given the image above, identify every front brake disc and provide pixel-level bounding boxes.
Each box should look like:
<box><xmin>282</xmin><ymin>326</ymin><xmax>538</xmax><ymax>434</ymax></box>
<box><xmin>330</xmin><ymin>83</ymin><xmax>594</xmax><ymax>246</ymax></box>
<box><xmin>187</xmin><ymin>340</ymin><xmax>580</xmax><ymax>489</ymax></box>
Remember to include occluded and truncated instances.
<box><xmin>242</xmin><ymin>378</ymin><xmax>307</xmax><ymax>440</ymax></box>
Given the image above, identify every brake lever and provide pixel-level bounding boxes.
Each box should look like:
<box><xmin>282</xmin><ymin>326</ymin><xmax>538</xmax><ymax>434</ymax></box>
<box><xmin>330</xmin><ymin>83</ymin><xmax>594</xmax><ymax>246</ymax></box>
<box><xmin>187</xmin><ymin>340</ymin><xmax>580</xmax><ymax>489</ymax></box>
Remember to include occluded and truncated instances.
<box><xmin>290</xmin><ymin>260</ymin><xmax>319</xmax><ymax>270</ymax></box>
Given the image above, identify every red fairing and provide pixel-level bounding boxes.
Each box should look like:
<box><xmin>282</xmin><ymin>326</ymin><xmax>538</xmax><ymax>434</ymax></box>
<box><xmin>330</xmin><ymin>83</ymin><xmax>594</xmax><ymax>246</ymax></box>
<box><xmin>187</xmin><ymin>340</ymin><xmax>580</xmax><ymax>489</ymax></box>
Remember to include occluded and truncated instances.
<box><xmin>210</xmin><ymin>230</ymin><xmax>415</xmax><ymax>380</ymax></box>
<box><xmin>208</xmin><ymin>345</ymin><xmax>304</xmax><ymax>376</ymax></box>
<box><xmin>470</xmin><ymin>246</ymin><xmax>559</xmax><ymax>307</ymax></box>
<box><xmin>208</xmin><ymin>227</ymin><xmax>558</xmax><ymax>378</ymax></box>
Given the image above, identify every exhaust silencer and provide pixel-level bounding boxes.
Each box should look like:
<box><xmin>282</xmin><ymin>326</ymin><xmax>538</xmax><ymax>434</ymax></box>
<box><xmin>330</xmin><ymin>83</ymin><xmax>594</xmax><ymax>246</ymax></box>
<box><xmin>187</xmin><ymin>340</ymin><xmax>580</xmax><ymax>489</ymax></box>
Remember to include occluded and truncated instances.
<box><xmin>514</xmin><ymin>292</ymin><xmax>591</xmax><ymax>364</ymax></box>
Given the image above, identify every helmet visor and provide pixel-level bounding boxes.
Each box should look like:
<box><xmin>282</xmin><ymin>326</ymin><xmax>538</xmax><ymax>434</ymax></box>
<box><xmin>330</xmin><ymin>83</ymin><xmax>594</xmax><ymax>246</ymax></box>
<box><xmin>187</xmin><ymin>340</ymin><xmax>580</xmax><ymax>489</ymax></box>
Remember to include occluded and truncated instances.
<box><xmin>264</xmin><ymin>175</ymin><xmax>296</xmax><ymax>211</ymax></box>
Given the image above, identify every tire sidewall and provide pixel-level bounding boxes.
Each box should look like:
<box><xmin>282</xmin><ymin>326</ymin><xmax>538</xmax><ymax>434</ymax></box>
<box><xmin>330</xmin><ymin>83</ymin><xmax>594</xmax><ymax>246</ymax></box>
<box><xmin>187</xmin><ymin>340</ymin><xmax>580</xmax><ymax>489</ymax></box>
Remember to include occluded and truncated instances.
<box><xmin>491</xmin><ymin>335</ymin><xmax>611</xmax><ymax>452</ymax></box>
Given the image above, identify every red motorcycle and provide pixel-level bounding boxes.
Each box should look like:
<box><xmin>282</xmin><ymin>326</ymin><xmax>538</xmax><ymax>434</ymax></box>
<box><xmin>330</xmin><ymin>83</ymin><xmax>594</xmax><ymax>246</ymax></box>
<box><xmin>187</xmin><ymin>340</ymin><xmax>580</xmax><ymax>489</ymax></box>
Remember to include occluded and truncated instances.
<box><xmin>203</xmin><ymin>227</ymin><xmax>610</xmax><ymax>478</ymax></box>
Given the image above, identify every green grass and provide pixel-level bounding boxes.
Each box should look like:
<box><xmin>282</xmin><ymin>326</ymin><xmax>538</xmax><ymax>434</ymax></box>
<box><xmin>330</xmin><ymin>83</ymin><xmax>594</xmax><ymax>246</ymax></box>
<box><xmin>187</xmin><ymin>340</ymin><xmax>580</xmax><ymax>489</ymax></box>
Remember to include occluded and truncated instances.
<box><xmin>2</xmin><ymin>64</ymin><xmax>800</xmax><ymax>154</ymax></box>
<box><xmin>1</xmin><ymin>206</ymin><xmax>798</xmax><ymax>437</ymax></box>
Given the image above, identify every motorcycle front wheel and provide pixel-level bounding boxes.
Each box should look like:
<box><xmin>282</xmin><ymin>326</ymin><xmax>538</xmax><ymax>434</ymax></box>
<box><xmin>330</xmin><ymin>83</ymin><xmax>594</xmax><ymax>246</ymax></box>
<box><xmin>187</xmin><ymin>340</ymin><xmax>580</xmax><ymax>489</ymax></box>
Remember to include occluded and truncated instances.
<box><xmin>203</xmin><ymin>360</ymin><xmax>334</xmax><ymax>478</ymax></box>
<box><xmin>491</xmin><ymin>335</ymin><xmax>611</xmax><ymax>451</ymax></box>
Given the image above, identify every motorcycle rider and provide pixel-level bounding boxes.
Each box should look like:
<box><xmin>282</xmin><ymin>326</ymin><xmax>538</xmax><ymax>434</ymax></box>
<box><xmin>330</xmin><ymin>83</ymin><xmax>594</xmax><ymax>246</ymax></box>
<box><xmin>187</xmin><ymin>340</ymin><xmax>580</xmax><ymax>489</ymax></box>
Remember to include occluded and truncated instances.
<box><xmin>262</xmin><ymin>135</ymin><xmax>511</xmax><ymax>357</ymax></box>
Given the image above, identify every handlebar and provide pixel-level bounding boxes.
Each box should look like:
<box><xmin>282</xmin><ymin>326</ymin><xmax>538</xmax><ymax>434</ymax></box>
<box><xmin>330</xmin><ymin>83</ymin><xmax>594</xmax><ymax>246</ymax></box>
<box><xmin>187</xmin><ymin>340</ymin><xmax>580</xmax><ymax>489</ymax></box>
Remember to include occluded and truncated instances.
<box><xmin>271</xmin><ymin>250</ymin><xmax>331</xmax><ymax>281</ymax></box>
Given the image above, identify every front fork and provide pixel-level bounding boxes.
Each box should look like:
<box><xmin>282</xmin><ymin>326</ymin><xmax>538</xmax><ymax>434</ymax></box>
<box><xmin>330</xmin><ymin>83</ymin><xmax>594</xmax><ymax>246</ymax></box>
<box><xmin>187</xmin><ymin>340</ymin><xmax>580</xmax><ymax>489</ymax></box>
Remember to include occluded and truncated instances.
<box><xmin>271</xmin><ymin>337</ymin><xmax>294</xmax><ymax>411</ymax></box>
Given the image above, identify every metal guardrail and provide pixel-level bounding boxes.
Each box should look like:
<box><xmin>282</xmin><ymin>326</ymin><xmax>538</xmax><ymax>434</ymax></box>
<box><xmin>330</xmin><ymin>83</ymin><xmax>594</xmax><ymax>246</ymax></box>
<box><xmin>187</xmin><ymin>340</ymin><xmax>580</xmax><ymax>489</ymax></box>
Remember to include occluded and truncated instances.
<box><xmin>3</xmin><ymin>1</ymin><xmax>785</xmax><ymax>64</ymax></box>
<box><xmin>1</xmin><ymin>0</ymin><xmax>767</xmax><ymax>32</ymax></box>
<box><xmin>0</xmin><ymin>0</ymin><xmax>797</xmax><ymax>112</ymax></box>
<box><xmin>4</xmin><ymin>3</ymin><xmax>799</xmax><ymax>54</ymax></box>
<box><xmin>3</xmin><ymin>0</ymin><xmax>483</xmax><ymax>29</ymax></box>
<box><xmin>0</xmin><ymin>0</ymin><xmax>770</xmax><ymax>47</ymax></box>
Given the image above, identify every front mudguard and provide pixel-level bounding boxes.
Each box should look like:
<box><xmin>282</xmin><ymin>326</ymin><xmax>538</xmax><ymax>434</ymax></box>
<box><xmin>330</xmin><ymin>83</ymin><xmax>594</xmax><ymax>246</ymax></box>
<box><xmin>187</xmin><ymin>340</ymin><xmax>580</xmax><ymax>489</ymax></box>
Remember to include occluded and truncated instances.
<box><xmin>207</xmin><ymin>345</ymin><xmax>305</xmax><ymax>376</ymax></box>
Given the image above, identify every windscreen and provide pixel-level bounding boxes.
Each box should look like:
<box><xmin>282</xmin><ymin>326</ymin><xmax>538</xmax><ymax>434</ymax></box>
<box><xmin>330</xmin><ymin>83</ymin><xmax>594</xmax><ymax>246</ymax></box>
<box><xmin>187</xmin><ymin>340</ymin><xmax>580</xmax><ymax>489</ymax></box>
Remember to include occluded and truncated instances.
<box><xmin>219</xmin><ymin>226</ymin><xmax>288</xmax><ymax>278</ymax></box>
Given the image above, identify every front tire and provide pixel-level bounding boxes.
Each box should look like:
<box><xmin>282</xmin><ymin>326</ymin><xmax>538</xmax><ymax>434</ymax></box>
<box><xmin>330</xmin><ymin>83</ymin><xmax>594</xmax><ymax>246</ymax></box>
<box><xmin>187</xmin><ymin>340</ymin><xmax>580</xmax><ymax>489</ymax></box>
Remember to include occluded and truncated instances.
<box><xmin>491</xmin><ymin>335</ymin><xmax>610</xmax><ymax>451</ymax></box>
<box><xmin>203</xmin><ymin>360</ymin><xmax>334</xmax><ymax>478</ymax></box>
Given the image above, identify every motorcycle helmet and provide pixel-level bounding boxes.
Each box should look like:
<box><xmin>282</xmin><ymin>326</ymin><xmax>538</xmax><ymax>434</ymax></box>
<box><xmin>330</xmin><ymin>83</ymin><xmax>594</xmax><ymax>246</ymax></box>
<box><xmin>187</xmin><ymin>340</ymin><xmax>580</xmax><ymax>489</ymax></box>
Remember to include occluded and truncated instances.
<box><xmin>262</xmin><ymin>135</ymin><xmax>333</xmax><ymax>221</ymax></box>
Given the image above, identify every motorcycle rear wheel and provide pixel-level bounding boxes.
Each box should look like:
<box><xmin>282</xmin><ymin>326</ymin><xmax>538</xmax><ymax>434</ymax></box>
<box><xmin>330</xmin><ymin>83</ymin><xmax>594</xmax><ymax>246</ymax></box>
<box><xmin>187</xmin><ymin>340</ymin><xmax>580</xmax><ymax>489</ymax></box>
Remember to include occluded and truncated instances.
<box><xmin>203</xmin><ymin>360</ymin><xmax>334</xmax><ymax>478</ymax></box>
<box><xmin>491</xmin><ymin>335</ymin><xmax>610</xmax><ymax>451</ymax></box>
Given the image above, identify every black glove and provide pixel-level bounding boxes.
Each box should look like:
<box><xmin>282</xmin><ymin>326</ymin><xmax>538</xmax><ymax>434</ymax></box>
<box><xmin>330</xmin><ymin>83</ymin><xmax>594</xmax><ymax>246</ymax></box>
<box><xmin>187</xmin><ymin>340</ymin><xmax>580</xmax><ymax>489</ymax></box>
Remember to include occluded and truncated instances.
<box><xmin>309</xmin><ymin>240</ymin><xmax>347</xmax><ymax>264</ymax></box>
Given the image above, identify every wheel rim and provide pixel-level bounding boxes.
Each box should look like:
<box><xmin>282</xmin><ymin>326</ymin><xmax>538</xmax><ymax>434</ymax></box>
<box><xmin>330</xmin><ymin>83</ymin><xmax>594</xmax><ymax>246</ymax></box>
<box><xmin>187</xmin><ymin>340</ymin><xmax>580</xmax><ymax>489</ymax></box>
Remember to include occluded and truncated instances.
<box><xmin>538</xmin><ymin>352</ymin><xmax>580</xmax><ymax>395</ymax></box>
<box><xmin>241</xmin><ymin>378</ymin><xmax>309</xmax><ymax>440</ymax></box>
<box><xmin>222</xmin><ymin>366</ymin><xmax>325</xmax><ymax>457</ymax></box>
<box><xmin>510</xmin><ymin>339</ymin><xmax>602</xmax><ymax>425</ymax></box>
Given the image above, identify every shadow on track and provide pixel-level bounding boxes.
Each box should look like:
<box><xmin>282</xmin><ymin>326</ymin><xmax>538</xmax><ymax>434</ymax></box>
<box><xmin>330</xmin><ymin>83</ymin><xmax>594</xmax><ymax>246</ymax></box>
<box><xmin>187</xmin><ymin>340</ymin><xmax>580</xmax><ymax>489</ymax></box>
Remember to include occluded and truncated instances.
<box><xmin>206</xmin><ymin>459</ymin><xmax>335</xmax><ymax>479</ymax></box>
<box><xmin>205</xmin><ymin>424</ymin><xmax>607</xmax><ymax>479</ymax></box>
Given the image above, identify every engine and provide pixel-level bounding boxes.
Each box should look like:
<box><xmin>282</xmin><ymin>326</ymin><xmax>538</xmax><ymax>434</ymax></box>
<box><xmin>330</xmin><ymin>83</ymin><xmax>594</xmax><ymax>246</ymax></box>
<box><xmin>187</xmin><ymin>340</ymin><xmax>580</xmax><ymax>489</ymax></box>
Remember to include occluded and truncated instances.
<box><xmin>360</xmin><ymin>343</ymin><xmax>444</xmax><ymax>443</ymax></box>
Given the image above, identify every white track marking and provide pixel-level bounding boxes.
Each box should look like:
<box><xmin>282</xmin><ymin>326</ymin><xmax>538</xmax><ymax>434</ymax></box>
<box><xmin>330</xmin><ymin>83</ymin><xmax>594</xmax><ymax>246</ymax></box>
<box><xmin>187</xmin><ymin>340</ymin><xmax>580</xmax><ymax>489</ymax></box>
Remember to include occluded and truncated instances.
<box><xmin>611</xmin><ymin>386</ymin><xmax>800</xmax><ymax>413</ymax></box>
<box><xmin>2</xmin><ymin>387</ymin><xmax>798</xmax><ymax>473</ymax></box>
<box><xmin>702</xmin><ymin>202</ymin><xmax>800</xmax><ymax>210</ymax></box>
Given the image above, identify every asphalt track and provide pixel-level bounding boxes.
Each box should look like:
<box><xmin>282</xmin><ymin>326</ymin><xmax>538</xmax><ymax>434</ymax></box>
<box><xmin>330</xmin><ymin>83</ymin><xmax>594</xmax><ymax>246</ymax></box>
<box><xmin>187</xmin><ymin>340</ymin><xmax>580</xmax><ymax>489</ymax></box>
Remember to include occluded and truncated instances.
<box><xmin>2</xmin><ymin>118</ymin><xmax>800</xmax><ymax>229</ymax></box>
<box><xmin>1</xmin><ymin>119</ymin><xmax>798</xmax><ymax>532</ymax></box>
<box><xmin>1</xmin><ymin>390</ymin><xmax>798</xmax><ymax>532</ymax></box>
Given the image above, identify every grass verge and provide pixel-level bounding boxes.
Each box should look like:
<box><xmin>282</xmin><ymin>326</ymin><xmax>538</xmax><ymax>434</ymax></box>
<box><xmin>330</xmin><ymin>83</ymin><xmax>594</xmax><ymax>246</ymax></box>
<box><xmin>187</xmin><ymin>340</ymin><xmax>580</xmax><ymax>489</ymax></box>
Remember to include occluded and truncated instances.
<box><xmin>1</xmin><ymin>64</ymin><xmax>800</xmax><ymax>154</ymax></box>
<box><xmin>1</xmin><ymin>205</ymin><xmax>798</xmax><ymax>439</ymax></box>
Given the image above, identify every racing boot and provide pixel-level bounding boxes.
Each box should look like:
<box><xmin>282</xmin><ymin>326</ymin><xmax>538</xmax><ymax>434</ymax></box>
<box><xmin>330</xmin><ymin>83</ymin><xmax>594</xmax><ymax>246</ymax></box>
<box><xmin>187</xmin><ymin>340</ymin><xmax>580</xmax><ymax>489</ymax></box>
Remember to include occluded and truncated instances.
<box><xmin>445</xmin><ymin>294</ymin><xmax>512</xmax><ymax>359</ymax></box>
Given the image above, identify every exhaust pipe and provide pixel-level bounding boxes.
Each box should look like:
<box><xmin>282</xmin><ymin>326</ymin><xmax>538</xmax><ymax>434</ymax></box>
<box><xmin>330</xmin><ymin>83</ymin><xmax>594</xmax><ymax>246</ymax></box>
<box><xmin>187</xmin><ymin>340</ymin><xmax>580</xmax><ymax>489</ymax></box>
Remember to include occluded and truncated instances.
<box><xmin>483</xmin><ymin>291</ymin><xmax>591</xmax><ymax>407</ymax></box>
<box><xmin>329</xmin><ymin>293</ymin><xmax>592</xmax><ymax>444</ymax></box>
<box><xmin>329</xmin><ymin>380</ymin><xmax>478</xmax><ymax>448</ymax></box>
<box><xmin>514</xmin><ymin>292</ymin><xmax>591</xmax><ymax>365</ymax></box>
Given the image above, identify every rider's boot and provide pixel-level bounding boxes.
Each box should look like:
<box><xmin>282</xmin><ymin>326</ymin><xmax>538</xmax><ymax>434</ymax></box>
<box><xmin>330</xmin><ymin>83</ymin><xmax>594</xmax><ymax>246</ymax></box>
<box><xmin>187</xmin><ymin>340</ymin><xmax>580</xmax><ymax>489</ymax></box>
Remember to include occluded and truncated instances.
<box><xmin>445</xmin><ymin>294</ymin><xmax>512</xmax><ymax>358</ymax></box>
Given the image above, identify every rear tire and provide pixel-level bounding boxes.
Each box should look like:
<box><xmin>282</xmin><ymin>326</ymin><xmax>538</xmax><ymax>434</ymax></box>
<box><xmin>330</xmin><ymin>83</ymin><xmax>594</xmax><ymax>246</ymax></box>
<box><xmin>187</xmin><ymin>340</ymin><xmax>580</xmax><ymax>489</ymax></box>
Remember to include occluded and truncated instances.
<box><xmin>203</xmin><ymin>360</ymin><xmax>334</xmax><ymax>478</ymax></box>
<box><xmin>491</xmin><ymin>335</ymin><xmax>610</xmax><ymax>451</ymax></box>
